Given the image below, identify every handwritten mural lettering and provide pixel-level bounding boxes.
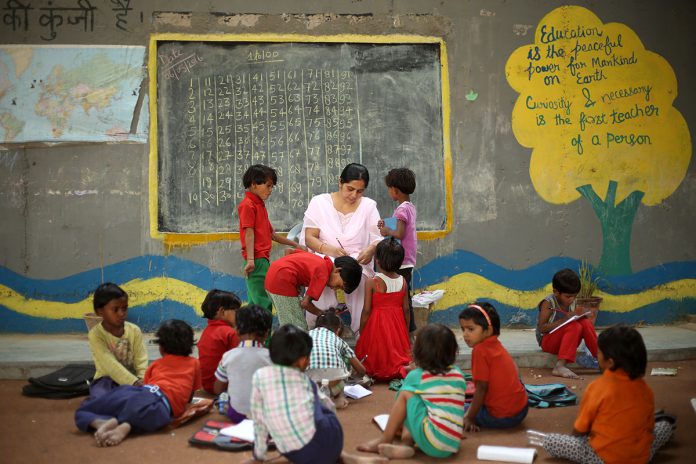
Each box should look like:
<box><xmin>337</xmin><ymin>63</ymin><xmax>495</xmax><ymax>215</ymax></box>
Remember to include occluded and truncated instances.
<box><xmin>505</xmin><ymin>5</ymin><xmax>692</xmax><ymax>275</ymax></box>
<box><xmin>2</xmin><ymin>0</ymin><xmax>143</xmax><ymax>39</ymax></box>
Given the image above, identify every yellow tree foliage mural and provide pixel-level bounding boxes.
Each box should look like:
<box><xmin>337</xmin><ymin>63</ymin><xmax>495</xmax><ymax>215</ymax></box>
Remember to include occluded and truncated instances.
<box><xmin>505</xmin><ymin>6</ymin><xmax>691</xmax><ymax>275</ymax></box>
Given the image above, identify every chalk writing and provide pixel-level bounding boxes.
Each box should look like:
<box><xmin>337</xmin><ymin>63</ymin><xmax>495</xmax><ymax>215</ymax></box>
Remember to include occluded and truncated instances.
<box><xmin>0</xmin><ymin>151</ymin><xmax>19</xmax><ymax>171</ymax></box>
<box><xmin>179</xmin><ymin>67</ymin><xmax>359</xmax><ymax>215</ymax></box>
<box><xmin>160</xmin><ymin>49</ymin><xmax>204</xmax><ymax>81</ymax></box>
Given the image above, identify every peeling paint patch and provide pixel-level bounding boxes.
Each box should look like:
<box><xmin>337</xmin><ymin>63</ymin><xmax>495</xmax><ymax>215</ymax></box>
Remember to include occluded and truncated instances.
<box><xmin>153</xmin><ymin>12</ymin><xmax>192</xmax><ymax>28</ymax></box>
<box><xmin>480</xmin><ymin>9</ymin><xmax>496</xmax><ymax>17</ymax></box>
<box><xmin>304</xmin><ymin>13</ymin><xmax>338</xmax><ymax>30</ymax></box>
<box><xmin>218</xmin><ymin>14</ymin><xmax>260</xmax><ymax>28</ymax></box>
<box><xmin>513</xmin><ymin>24</ymin><xmax>533</xmax><ymax>36</ymax></box>
<box><xmin>393</xmin><ymin>15</ymin><xmax>401</xmax><ymax>28</ymax></box>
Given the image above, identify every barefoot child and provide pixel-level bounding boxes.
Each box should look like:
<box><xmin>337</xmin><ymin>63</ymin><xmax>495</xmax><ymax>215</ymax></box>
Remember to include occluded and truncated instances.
<box><xmin>88</xmin><ymin>283</ymin><xmax>148</xmax><ymax>396</ymax></box>
<box><xmin>264</xmin><ymin>250</ymin><xmax>362</xmax><ymax>330</ymax></box>
<box><xmin>308</xmin><ymin>309</ymin><xmax>366</xmax><ymax>409</ymax></box>
<box><xmin>355</xmin><ymin>237</ymin><xmax>412</xmax><ymax>381</ymax></box>
<box><xmin>249</xmin><ymin>324</ymin><xmax>344</xmax><ymax>463</ymax></box>
<box><xmin>75</xmin><ymin>319</ymin><xmax>201</xmax><ymax>447</ymax></box>
<box><xmin>197</xmin><ymin>289</ymin><xmax>241</xmax><ymax>394</ymax></box>
<box><xmin>537</xmin><ymin>325</ymin><xmax>673</xmax><ymax>463</ymax></box>
<box><xmin>239</xmin><ymin>164</ymin><xmax>305</xmax><ymax>312</ymax></box>
<box><xmin>537</xmin><ymin>268</ymin><xmax>599</xmax><ymax>379</ymax></box>
<box><xmin>213</xmin><ymin>304</ymin><xmax>273</xmax><ymax>422</ymax></box>
<box><xmin>358</xmin><ymin>324</ymin><xmax>468</xmax><ymax>459</ymax></box>
<box><xmin>378</xmin><ymin>168</ymin><xmax>418</xmax><ymax>334</ymax></box>
<box><xmin>460</xmin><ymin>303</ymin><xmax>528</xmax><ymax>431</ymax></box>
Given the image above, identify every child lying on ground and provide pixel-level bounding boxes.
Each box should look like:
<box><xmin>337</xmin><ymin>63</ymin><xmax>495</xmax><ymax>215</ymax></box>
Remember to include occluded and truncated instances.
<box><xmin>75</xmin><ymin>319</ymin><xmax>201</xmax><ymax>447</ymax></box>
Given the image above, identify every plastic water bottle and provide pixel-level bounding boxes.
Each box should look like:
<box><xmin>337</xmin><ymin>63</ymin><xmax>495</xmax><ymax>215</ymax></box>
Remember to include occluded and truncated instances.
<box><xmin>218</xmin><ymin>392</ymin><xmax>229</xmax><ymax>414</ymax></box>
<box><xmin>319</xmin><ymin>379</ymin><xmax>331</xmax><ymax>397</ymax></box>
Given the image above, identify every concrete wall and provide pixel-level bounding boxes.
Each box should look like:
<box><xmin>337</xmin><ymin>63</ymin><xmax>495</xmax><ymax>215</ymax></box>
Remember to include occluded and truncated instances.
<box><xmin>1</xmin><ymin>0</ymin><xmax>694</xmax><ymax>333</ymax></box>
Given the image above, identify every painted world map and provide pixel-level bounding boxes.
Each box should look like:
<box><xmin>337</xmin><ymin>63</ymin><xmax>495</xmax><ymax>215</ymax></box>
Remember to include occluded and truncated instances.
<box><xmin>0</xmin><ymin>46</ymin><xmax>147</xmax><ymax>144</ymax></box>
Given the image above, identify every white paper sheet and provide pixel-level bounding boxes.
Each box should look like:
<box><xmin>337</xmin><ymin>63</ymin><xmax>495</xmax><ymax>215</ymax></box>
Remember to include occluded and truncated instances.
<box><xmin>219</xmin><ymin>419</ymin><xmax>255</xmax><ymax>442</ymax></box>
<box><xmin>373</xmin><ymin>414</ymin><xmax>389</xmax><ymax>431</ymax></box>
<box><xmin>344</xmin><ymin>384</ymin><xmax>373</xmax><ymax>399</ymax></box>
<box><xmin>477</xmin><ymin>445</ymin><xmax>536</xmax><ymax>463</ymax></box>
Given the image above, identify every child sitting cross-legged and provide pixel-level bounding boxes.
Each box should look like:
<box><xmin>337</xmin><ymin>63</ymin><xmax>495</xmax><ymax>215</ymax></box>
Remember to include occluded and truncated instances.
<box><xmin>198</xmin><ymin>289</ymin><xmax>241</xmax><ymax>394</ymax></box>
<box><xmin>534</xmin><ymin>324</ymin><xmax>674</xmax><ymax>464</ymax></box>
<box><xmin>308</xmin><ymin>308</ymin><xmax>367</xmax><ymax>409</ymax></box>
<box><xmin>75</xmin><ymin>319</ymin><xmax>201</xmax><ymax>447</ymax></box>
<box><xmin>246</xmin><ymin>324</ymin><xmax>387</xmax><ymax>464</ymax></box>
<box><xmin>357</xmin><ymin>324</ymin><xmax>468</xmax><ymax>460</ymax></box>
<box><xmin>88</xmin><ymin>283</ymin><xmax>148</xmax><ymax>397</ymax></box>
<box><xmin>213</xmin><ymin>304</ymin><xmax>273</xmax><ymax>423</ymax></box>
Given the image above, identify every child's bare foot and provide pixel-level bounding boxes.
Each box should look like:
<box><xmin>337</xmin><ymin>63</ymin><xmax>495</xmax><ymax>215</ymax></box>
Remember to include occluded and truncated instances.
<box><xmin>100</xmin><ymin>422</ymin><xmax>131</xmax><ymax>446</ymax></box>
<box><xmin>334</xmin><ymin>392</ymin><xmax>350</xmax><ymax>409</ymax></box>
<box><xmin>400</xmin><ymin>428</ymin><xmax>414</xmax><ymax>446</ymax></box>
<box><xmin>552</xmin><ymin>365</ymin><xmax>580</xmax><ymax>379</ymax></box>
<box><xmin>93</xmin><ymin>418</ymin><xmax>118</xmax><ymax>446</ymax></box>
<box><xmin>357</xmin><ymin>438</ymin><xmax>383</xmax><ymax>453</ymax></box>
<box><xmin>341</xmin><ymin>452</ymin><xmax>389</xmax><ymax>463</ymax></box>
<box><xmin>378</xmin><ymin>443</ymin><xmax>415</xmax><ymax>459</ymax></box>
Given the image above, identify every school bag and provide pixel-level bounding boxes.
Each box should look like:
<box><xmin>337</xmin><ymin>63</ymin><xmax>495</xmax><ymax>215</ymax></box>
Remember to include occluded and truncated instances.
<box><xmin>21</xmin><ymin>364</ymin><xmax>95</xmax><ymax>399</ymax></box>
<box><xmin>524</xmin><ymin>383</ymin><xmax>577</xmax><ymax>408</ymax></box>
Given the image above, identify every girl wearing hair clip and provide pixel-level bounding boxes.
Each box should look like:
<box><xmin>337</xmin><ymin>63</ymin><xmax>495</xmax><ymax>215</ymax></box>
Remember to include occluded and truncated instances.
<box><xmin>459</xmin><ymin>302</ymin><xmax>528</xmax><ymax>432</ymax></box>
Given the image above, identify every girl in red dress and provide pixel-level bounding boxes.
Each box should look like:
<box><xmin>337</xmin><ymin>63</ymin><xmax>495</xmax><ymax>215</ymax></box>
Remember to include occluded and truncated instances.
<box><xmin>355</xmin><ymin>238</ymin><xmax>412</xmax><ymax>381</ymax></box>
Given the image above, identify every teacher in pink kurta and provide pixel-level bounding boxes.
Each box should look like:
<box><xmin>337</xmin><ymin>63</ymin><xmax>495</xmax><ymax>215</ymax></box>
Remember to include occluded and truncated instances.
<box><xmin>301</xmin><ymin>163</ymin><xmax>382</xmax><ymax>333</ymax></box>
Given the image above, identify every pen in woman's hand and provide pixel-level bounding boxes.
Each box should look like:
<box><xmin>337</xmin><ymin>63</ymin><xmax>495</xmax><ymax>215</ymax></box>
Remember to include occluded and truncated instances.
<box><xmin>336</xmin><ymin>238</ymin><xmax>345</xmax><ymax>249</ymax></box>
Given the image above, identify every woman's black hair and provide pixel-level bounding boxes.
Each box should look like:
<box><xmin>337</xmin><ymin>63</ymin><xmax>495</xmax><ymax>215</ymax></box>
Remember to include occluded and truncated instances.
<box><xmin>269</xmin><ymin>324</ymin><xmax>313</xmax><ymax>366</ymax></box>
<box><xmin>201</xmin><ymin>289</ymin><xmax>242</xmax><ymax>319</ymax></box>
<box><xmin>384</xmin><ymin>168</ymin><xmax>416</xmax><ymax>195</ymax></box>
<box><xmin>375</xmin><ymin>237</ymin><xmax>405</xmax><ymax>273</ymax></box>
<box><xmin>315</xmin><ymin>308</ymin><xmax>343</xmax><ymax>333</ymax></box>
<box><xmin>154</xmin><ymin>319</ymin><xmax>195</xmax><ymax>356</ymax></box>
<box><xmin>412</xmin><ymin>324</ymin><xmax>458</xmax><ymax>375</ymax></box>
<box><xmin>242</xmin><ymin>164</ymin><xmax>277</xmax><ymax>188</ymax></box>
<box><xmin>334</xmin><ymin>256</ymin><xmax>363</xmax><ymax>294</ymax></box>
<box><xmin>598</xmin><ymin>324</ymin><xmax>647</xmax><ymax>379</ymax></box>
<box><xmin>458</xmin><ymin>301</ymin><xmax>501</xmax><ymax>335</ymax></box>
<box><xmin>93</xmin><ymin>282</ymin><xmax>128</xmax><ymax>311</ymax></box>
<box><xmin>339</xmin><ymin>163</ymin><xmax>370</xmax><ymax>187</ymax></box>
<box><xmin>236</xmin><ymin>304</ymin><xmax>273</xmax><ymax>338</ymax></box>
<box><xmin>552</xmin><ymin>268</ymin><xmax>581</xmax><ymax>294</ymax></box>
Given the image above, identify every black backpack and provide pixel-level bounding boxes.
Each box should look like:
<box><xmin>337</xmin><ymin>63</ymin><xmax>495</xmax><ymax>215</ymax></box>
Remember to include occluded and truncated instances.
<box><xmin>22</xmin><ymin>364</ymin><xmax>95</xmax><ymax>399</ymax></box>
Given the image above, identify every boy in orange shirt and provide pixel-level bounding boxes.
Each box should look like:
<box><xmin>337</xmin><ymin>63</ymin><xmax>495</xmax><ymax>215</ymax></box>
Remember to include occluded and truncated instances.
<box><xmin>534</xmin><ymin>325</ymin><xmax>673</xmax><ymax>463</ymax></box>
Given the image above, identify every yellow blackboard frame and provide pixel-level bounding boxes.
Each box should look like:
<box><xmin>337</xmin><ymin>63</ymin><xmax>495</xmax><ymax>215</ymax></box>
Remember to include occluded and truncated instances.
<box><xmin>149</xmin><ymin>33</ymin><xmax>452</xmax><ymax>246</ymax></box>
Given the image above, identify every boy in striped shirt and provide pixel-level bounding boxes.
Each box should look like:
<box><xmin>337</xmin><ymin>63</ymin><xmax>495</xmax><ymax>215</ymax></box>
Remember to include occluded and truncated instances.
<box><xmin>358</xmin><ymin>324</ymin><xmax>467</xmax><ymax>459</ymax></box>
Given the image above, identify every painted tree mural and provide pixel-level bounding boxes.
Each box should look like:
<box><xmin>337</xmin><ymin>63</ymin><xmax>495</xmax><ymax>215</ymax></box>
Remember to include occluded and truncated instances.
<box><xmin>505</xmin><ymin>6</ymin><xmax>691</xmax><ymax>275</ymax></box>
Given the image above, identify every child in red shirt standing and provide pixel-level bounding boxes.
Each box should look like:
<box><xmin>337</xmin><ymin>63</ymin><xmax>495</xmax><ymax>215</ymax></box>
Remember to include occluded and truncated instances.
<box><xmin>238</xmin><ymin>164</ymin><xmax>305</xmax><ymax>312</ymax></box>
<box><xmin>536</xmin><ymin>325</ymin><xmax>673</xmax><ymax>463</ymax></box>
<box><xmin>264</xmin><ymin>251</ymin><xmax>363</xmax><ymax>330</ymax></box>
<box><xmin>197</xmin><ymin>289</ymin><xmax>241</xmax><ymax>394</ymax></box>
<box><xmin>459</xmin><ymin>302</ymin><xmax>528</xmax><ymax>431</ymax></box>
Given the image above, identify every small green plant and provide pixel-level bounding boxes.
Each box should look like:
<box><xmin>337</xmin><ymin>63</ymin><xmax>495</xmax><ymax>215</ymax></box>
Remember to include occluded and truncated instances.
<box><xmin>578</xmin><ymin>260</ymin><xmax>600</xmax><ymax>298</ymax></box>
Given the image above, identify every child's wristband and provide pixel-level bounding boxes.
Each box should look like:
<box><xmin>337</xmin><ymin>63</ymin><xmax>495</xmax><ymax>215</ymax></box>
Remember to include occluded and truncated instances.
<box><xmin>319</xmin><ymin>242</ymin><xmax>325</xmax><ymax>253</ymax></box>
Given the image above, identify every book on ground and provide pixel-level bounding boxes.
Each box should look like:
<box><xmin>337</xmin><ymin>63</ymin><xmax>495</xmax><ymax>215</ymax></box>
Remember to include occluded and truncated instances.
<box><xmin>650</xmin><ymin>367</ymin><xmax>678</xmax><ymax>376</ymax></box>
<box><xmin>477</xmin><ymin>445</ymin><xmax>536</xmax><ymax>463</ymax></box>
<box><xmin>344</xmin><ymin>384</ymin><xmax>373</xmax><ymax>399</ymax></box>
<box><xmin>548</xmin><ymin>311</ymin><xmax>592</xmax><ymax>334</ymax></box>
<box><xmin>373</xmin><ymin>414</ymin><xmax>389</xmax><ymax>431</ymax></box>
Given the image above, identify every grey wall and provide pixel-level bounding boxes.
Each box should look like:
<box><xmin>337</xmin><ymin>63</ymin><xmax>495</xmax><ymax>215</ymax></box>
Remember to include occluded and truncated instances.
<box><xmin>1</xmin><ymin>0</ymin><xmax>694</xmax><ymax>332</ymax></box>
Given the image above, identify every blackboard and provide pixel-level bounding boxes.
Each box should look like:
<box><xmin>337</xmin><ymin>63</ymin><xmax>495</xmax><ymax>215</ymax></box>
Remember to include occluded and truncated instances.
<box><xmin>150</xmin><ymin>35</ymin><xmax>451</xmax><ymax>240</ymax></box>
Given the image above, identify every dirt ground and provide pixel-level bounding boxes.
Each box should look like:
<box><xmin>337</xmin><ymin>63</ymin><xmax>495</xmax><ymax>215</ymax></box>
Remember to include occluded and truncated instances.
<box><xmin>1</xmin><ymin>360</ymin><xmax>694</xmax><ymax>464</ymax></box>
